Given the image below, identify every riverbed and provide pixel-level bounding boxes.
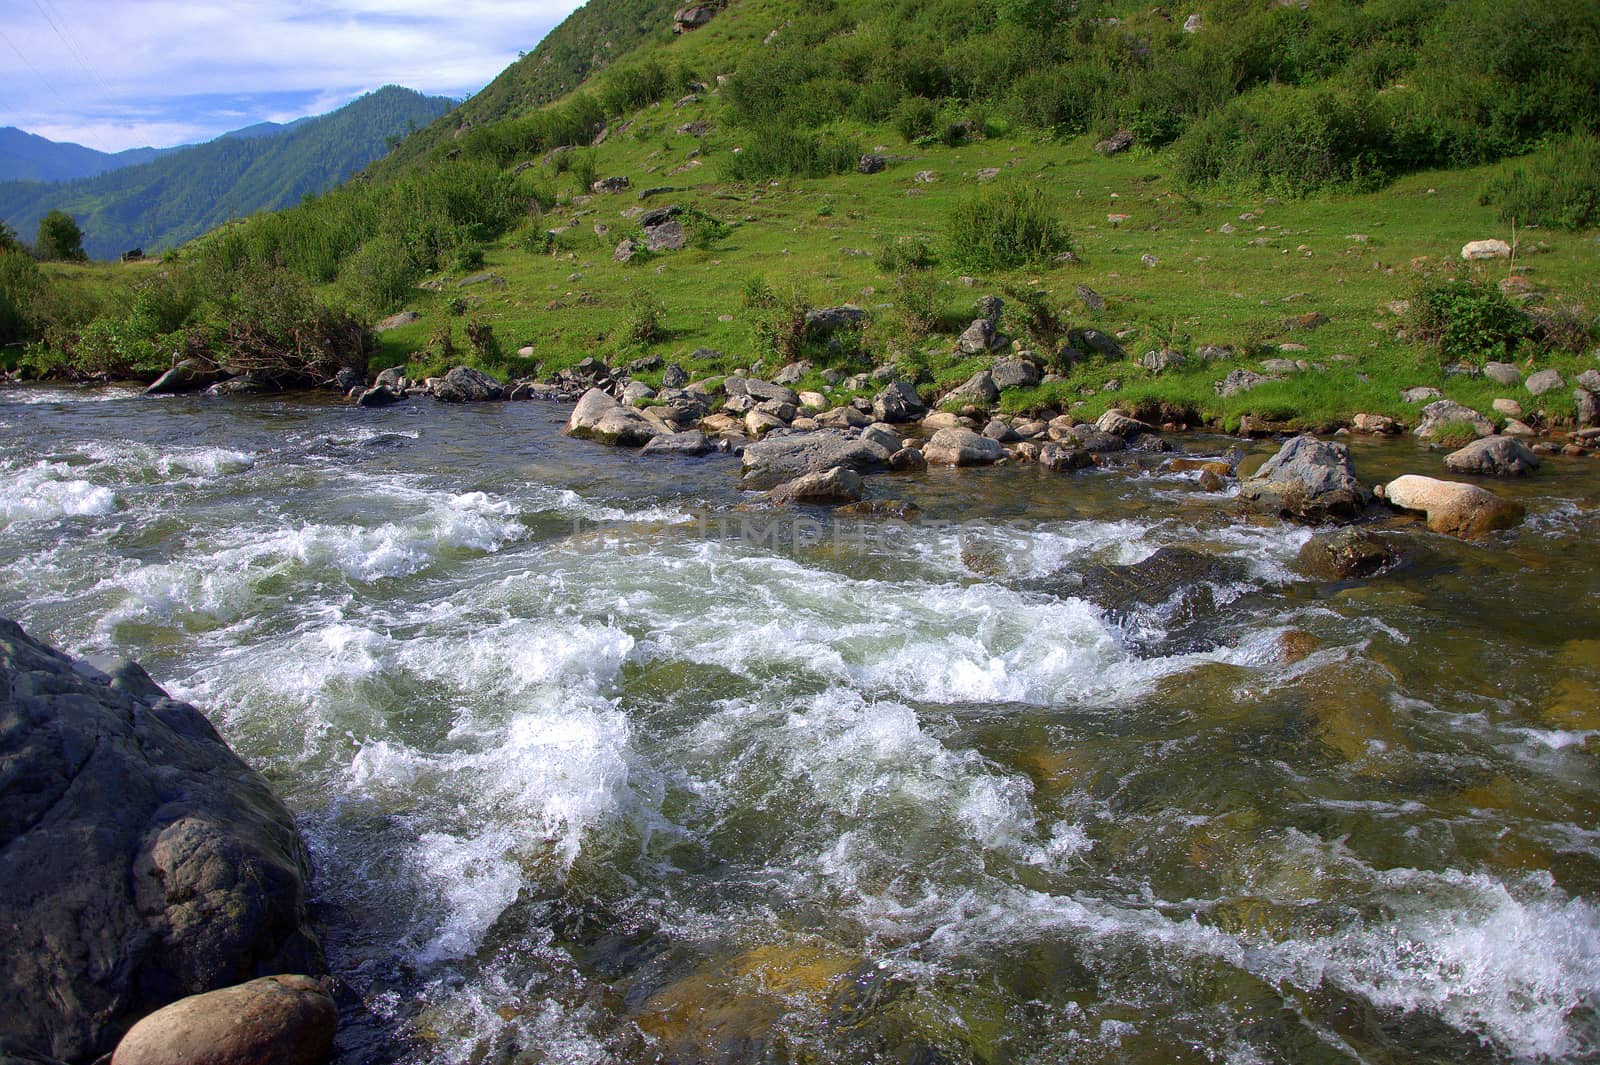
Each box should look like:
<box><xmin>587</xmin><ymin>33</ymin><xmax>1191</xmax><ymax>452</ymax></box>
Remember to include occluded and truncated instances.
<box><xmin>2</xmin><ymin>384</ymin><xmax>1597</xmax><ymax>1064</ymax></box>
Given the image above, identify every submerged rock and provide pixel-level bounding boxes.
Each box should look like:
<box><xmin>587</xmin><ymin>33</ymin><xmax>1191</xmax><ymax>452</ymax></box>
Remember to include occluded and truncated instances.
<box><xmin>769</xmin><ymin>465</ymin><xmax>864</xmax><ymax>505</ymax></box>
<box><xmin>110</xmin><ymin>975</ymin><xmax>337</xmax><ymax>1065</ymax></box>
<box><xmin>1297</xmin><ymin>528</ymin><xmax>1399</xmax><ymax>581</ymax></box>
<box><xmin>0</xmin><ymin>619</ymin><xmax>322</xmax><ymax>1063</ymax></box>
<box><xmin>145</xmin><ymin>358</ymin><xmax>220</xmax><ymax>396</ymax></box>
<box><xmin>1238</xmin><ymin>435</ymin><xmax>1371</xmax><ymax>522</ymax></box>
<box><xmin>1382</xmin><ymin>474</ymin><xmax>1525</xmax><ymax>538</ymax></box>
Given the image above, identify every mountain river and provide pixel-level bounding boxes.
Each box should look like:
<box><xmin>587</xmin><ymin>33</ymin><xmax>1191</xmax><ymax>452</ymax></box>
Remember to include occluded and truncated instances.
<box><xmin>2</xmin><ymin>384</ymin><xmax>1597</xmax><ymax>1064</ymax></box>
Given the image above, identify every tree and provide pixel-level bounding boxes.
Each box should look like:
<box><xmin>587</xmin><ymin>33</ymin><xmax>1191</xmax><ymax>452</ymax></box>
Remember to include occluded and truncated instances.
<box><xmin>0</xmin><ymin>219</ymin><xmax>18</xmax><ymax>253</ymax></box>
<box><xmin>36</xmin><ymin>210</ymin><xmax>87</xmax><ymax>262</ymax></box>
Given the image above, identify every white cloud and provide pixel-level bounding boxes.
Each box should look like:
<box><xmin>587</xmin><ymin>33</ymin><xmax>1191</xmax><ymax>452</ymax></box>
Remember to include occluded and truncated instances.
<box><xmin>1</xmin><ymin>0</ymin><xmax>585</xmax><ymax>151</ymax></box>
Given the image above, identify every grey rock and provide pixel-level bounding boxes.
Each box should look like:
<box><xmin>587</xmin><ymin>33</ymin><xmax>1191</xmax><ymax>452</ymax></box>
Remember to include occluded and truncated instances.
<box><xmin>614</xmin><ymin>238</ymin><xmax>642</xmax><ymax>262</ymax></box>
<box><xmin>1577</xmin><ymin>388</ymin><xmax>1599</xmax><ymax>428</ymax></box>
<box><xmin>983</xmin><ymin>418</ymin><xmax>1018</xmax><ymax>442</ymax></box>
<box><xmin>1238</xmin><ymin>435</ymin><xmax>1372</xmax><ymax>522</ymax></box>
<box><xmin>769</xmin><ymin>466</ymin><xmax>864</xmax><ymax>505</ymax></box>
<box><xmin>1526</xmin><ymin>369</ymin><xmax>1565</xmax><ymax>396</ymax></box>
<box><xmin>1095</xmin><ymin>409</ymin><xmax>1153</xmax><ymax>437</ymax></box>
<box><xmin>662</xmin><ymin>363</ymin><xmax>689</xmax><ymax>388</ymax></box>
<box><xmin>621</xmin><ymin>380</ymin><xmax>657</xmax><ymax>405</ymax></box>
<box><xmin>804</xmin><ymin>306</ymin><xmax>868</xmax><ymax>338</ymax></box>
<box><xmin>859</xmin><ymin>423</ymin><xmax>903</xmax><ymax>454</ymax></box>
<box><xmin>1215</xmin><ymin>369</ymin><xmax>1276</xmax><ymax>397</ymax></box>
<box><xmin>1094</xmin><ymin>130</ymin><xmax>1135</xmax><ymax>156</ymax></box>
<box><xmin>1139</xmin><ymin>349</ymin><xmax>1184</xmax><ymax>374</ymax></box>
<box><xmin>566</xmin><ymin>387</ymin><xmax>658</xmax><ymax>446</ymax></box>
<box><xmin>1076</xmin><ymin>284</ymin><xmax>1105</xmax><ymax>311</ymax></box>
<box><xmin>1195</xmin><ymin>344</ymin><xmax>1234</xmax><ymax>362</ymax></box>
<box><xmin>0</xmin><ymin>619</ymin><xmax>322</xmax><ymax>1062</ymax></box>
<box><xmin>946</xmin><ymin>370</ymin><xmax>999</xmax><ymax>406</ymax></box>
<box><xmin>433</xmin><ymin>366</ymin><xmax>505</xmax><ymax>402</ymax></box>
<box><xmin>645</xmin><ymin>220</ymin><xmax>687</xmax><ymax>252</ymax></box>
<box><xmin>773</xmin><ymin>360</ymin><xmax>811</xmax><ymax>385</ymax></box>
<box><xmin>990</xmin><ymin>356</ymin><xmax>1041</xmax><ymax>391</ymax></box>
<box><xmin>743</xmin><ymin>379</ymin><xmax>800</xmax><ymax>405</ymax></box>
<box><xmin>1039</xmin><ymin>443</ymin><xmax>1093</xmax><ymax>471</ymax></box>
<box><xmin>1414</xmin><ymin>399</ymin><xmax>1495</xmax><ymax>440</ymax></box>
<box><xmin>641</xmin><ymin>430</ymin><xmax>714</xmax><ymax>457</ymax></box>
<box><xmin>1402</xmin><ymin>386</ymin><xmax>1443</xmax><ymax>404</ymax></box>
<box><xmin>923</xmin><ymin>427</ymin><xmax>1004</xmax><ymax>465</ymax></box>
<box><xmin>355</xmin><ymin>385</ymin><xmax>403</xmax><ymax>408</ymax></box>
<box><xmin>1260</xmin><ymin>358</ymin><xmax>1301</xmax><ymax>374</ymax></box>
<box><xmin>889</xmin><ymin>447</ymin><xmax>928</xmax><ymax>471</ymax></box>
<box><xmin>373</xmin><ymin>310</ymin><xmax>420</xmax><ymax>332</ymax></box>
<box><xmin>1483</xmin><ymin>361</ymin><xmax>1521</xmax><ymax>386</ymax></box>
<box><xmin>873</xmin><ymin>381</ymin><xmax>926</xmax><ymax>423</ymax></box>
<box><xmin>591</xmin><ymin>176</ymin><xmax>630</xmax><ymax>194</ymax></box>
<box><xmin>975</xmin><ymin>295</ymin><xmax>1004</xmax><ymax>324</ymax></box>
<box><xmin>741</xmin><ymin>430</ymin><xmax>893</xmax><ymax>486</ymax></box>
<box><xmin>956</xmin><ymin>318</ymin><xmax>1003</xmax><ymax>355</ymax></box>
<box><xmin>814</xmin><ymin>405</ymin><xmax>872</xmax><ymax>429</ymax></box>
<box><xmin>1444</xmin><ymin>435</ymin><xmax>1541</xmax><ymax>477</ymax></box>
<box><xmin>374</xmin><ymin>365</ymin><xmax>407</xmax><ymax>390</ymax></box>
<box><xmin>857</xmin><ymin>153</ymin><xmax>887</xmax><ymax>174</ymax></box>
<box><xmin>1071</xmin><ymin>328</ymin><xmax>1127</xmax><ymax>360</ymax></box>
<box><xmin>145</xmin><ymin>358</ymin><xmax>220</xmax><ymax>396</ymax></box>
<box><xmin>1577</xmin><ymin>369</ymin><xmax>1600</xmax><ymax>393</ymax></box>
<box><xmin>640</xmin><ymin>204</ymin><xmax>683</xmax><ymax>228</ymax></box>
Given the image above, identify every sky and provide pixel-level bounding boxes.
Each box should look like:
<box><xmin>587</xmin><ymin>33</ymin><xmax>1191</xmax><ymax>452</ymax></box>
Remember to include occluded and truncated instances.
<box><xmin>0</xmin><ymin>0</ymin><xmax>587</xmax><ymax>153</ymax></box>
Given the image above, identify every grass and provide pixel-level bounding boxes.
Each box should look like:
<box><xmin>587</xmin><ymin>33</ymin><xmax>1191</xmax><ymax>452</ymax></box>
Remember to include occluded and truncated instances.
<box><xmin>352</xmin><ymin>85</ymin><xmax>1599</xmax><ymax>430</ymax></box>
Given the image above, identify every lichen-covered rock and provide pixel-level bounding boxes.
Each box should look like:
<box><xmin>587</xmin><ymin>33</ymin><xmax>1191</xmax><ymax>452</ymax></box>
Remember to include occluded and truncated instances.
<box><xmin>1238</xmin><ymin>435</ymin><xmax>1372</xmax><ymax>522</ymax></box>
<box><xmin>1414</xmin><ymin>399</ymin><xmax>1495</xmax><ymax>441</ymax></box>
<box><xmin>110</xmin><ymin>975</ymin><xmax>336</xmax><ymax>1065</ymax></box>
<box><xmin>1443</xmin><ymin>435</ymin><xmax>1541</xmax><ymax>477</ymax></box>
<box><xmin>0</xmin><ymin>620</ymin><xmax>322</xmax><ymax>1063</ymax></box>
<box><xmin>872</xmin><ymin>381</ymin><xmax>926</xmax><ymax>423</ymax></box>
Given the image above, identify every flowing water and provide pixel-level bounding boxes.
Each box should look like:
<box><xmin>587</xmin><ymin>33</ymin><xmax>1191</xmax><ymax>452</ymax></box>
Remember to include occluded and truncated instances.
<box><xmin>3</xmin><ymin>384</ymin><xmax>1599</xmax><ymax>1064</ymax></box>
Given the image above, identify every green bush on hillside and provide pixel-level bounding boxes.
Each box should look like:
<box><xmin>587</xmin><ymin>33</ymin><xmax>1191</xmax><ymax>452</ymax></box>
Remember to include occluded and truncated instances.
<box><xmin>945</xmin><ymin>183</ymin><xmax>1071</xmax><ymax>273</ymax></box>
<box><xmin>1480</xmin><ymin>133</ymin><xmax>1600</xmax><ymax>232</ymax></box>
<box><xmin>1409</xmin><ymin>279</ymin><xmax>1529</xmax><ymax>361</ymax></box>
<box><xmin>0</xmin><ymin>250</ymin><xmax>43</xmax><ymax>347</ymax></box>
<box><xmin>722</xmin><ymin>128</ymin><xmax>861</xmax><ymax>182</ymax></box>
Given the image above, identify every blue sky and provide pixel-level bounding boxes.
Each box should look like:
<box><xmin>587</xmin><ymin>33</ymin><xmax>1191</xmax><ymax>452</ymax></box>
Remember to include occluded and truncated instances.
<box><xmin>0</xmin><ymin>1</ymin><xmax>587</xmax><ymax>152</ymax></box>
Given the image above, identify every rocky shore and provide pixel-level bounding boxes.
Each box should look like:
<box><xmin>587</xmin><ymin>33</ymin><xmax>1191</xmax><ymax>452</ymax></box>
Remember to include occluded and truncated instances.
<box><xmin>0</xmin><ymin>619</ymin><xmax>334</xmax><ymax>1065</ymax></box>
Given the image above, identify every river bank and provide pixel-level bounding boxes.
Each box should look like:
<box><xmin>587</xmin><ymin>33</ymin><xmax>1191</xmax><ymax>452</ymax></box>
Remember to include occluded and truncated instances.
<box><xmin>3</xmin><ymin>383</ymin><xmax>1598</xmax><ymax>1063</ymax></box>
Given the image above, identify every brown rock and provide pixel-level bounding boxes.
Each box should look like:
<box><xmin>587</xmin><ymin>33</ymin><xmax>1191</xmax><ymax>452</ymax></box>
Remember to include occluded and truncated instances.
<box><xmin>111</xmin><ymin>975</ymin><xmax>336</xmax><ymax>1065</ymax></box>
<box><xmin>1382</xmin><ymin>474</ymin><xmax>1524</xmax><ymax>539</ymax></box>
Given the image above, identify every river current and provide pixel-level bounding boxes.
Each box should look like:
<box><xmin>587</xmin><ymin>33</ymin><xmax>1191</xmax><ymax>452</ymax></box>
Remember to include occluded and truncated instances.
<box><xmin>2</xmin><ymin>385</ymin><xmax>1598</xmax><ymax>1064</ymax></box>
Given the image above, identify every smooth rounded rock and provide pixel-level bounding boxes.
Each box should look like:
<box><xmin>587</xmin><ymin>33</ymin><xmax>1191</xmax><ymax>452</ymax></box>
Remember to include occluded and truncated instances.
<box><xmin>111</xmin><ymin>975</ymin><xmax>336</xmax><ymax>1065</ymax></box>
<box><xmin>1383</xmin><ymin>474</ymin><xmax>1524</xmax><ymax>539</ymax></box>
<box><xmin>1444</xmin><ymin>435</ymin><xmax>1540</xmax><ymax>477</ymax></box>
<box><xmin>923</xmin><ymin>427</ymin><xmax>1004</xmax><ymax>466</ymax></box>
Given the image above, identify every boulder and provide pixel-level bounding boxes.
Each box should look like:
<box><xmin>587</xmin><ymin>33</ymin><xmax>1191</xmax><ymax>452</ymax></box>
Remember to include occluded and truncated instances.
<box><xmin>856</xmin><ymin>154</ymin><xmax>887</xmax><ymax>175</ymax></box>
<box><xmin>0</xmin><ymin>620</ymin><xmax>322</xmax><ymax>1063</ymax></box>
<box><xmin>590</xmin><ymin>176</ymin><xmax>630</xmax><ymax>194</ymax></box>
<box><xmin>1525</xmin><ymin>369</ymin><xmax>1565</xmax><ymax>396</ymax></box>
<box><xmin>1238</xmin><ymin>435</ymin><xmax>1372</xmax><ymax>522</ymax></box>
<box><xmin>1461</xmin><ymin>239</ymin><xmax>1512</xmax><ymax>260</ymax></box>
<box><xmin>621</xmin><ymin>380</ymin><xmax>656</xmax><ymax>405</ymax></box>
<box><xmin>744</xmin><ymin>409</ymin><xmax>786</xmax><ymax>436</ymax></box>
<box><xmin>890</xmin><ymin>447</ymin><xmax>927</xmax><ymax>471</ymax></box>
<box><xmin>373</xmin><ymin>310</ymin><xmax>420</xmax><ymax>332</ymax></box>
<box><xmin>990</xmin><ymin>357</ymin><xmax>1040</xmax><ymax>391</ymax></box>
<box><xmin>145</xmin><ymin>358</ymin><xmax>220</xmax><ymax>396</ymax></box>
<box><xmin>1028</xmin><ymin>548</ymin><xmax>1249</xmax><ymax>653</ymax></box>
<box><xmin>1350</xmin><ymin>413</ymin><xmax>1402</xmax><ymax>434</ymax></box>
<box><xmin>1401</xmin><ymin>386</ymin><xmax>1443</xmax><ymax>404</ymax></box>
<box><xmin>859</xmin><ymin>423</ymin><xmax>902</xmax><ymax>454</ymax></box>
<box><xmin>814</xmin><ymin>405</ymin><xmax>872</xmax><ymax>429</ymax></box>
<box><xmin>1382</xmin><ymin>474</ymin><xmax>1525</xmax><ymax>539</ymax></box>
<box><xmin>566</xmin><ymin>387</ymin><xmax>658</xmax><ymax>445</ymax></box>
<box><xmin>923</xmin><ymin>427</ymin><xmax>1004</xmax><ymax>466</ymax></box>
<box><xmin>1414</xmin><ymin>399</ymin><xmax>1495</xmax><ymax>441</ymax></box>
<box><xmin>1577</xmin><ymin>388</ymin><xmax>1599</xmax><ymax>428</ymax></box>
<box><xmin>1443</xmin><ymin>435</ymin><xmax>1541</xmax><ymax>476</ymax></box>
<box><xmin>1095</xmin><ymin>409</ymin><xmax>1152</xmax><ymax>438</ymax></box>
<box><xmin>1215</xmin><ymin>369</ymin><xmax>1276</xmax><ymax>397</ymax></box>
<box><xmin>109</xmin><ymin>975</ymin><xmax>336</xmax><ymax>1065</ymax></box>
<box><xmin>956</xmin><ymin>318</ymin><xmax>1002</xmax><ymax>355</ymax></box>
<box><xmin>433</xmin><ymin>366</ymin><xmax>505</xmax><ymax>402</ymax></box>
<box><xmin>1094</xmin><ymin>130</ymin><xmax>1134</xmax><ymax>156</ymax></box>
<box><xmin>662</xmin><ymin>363</ymin><xmax>689</xmax><ymax>388</ymax></box>
<box><xmin>741</xmin><ymin>379</ymin><xmax>799</xmax><ymax>406</ymax></box>
<box><xmin>982</xmin><ymin>418</ymin><xmax>1017</xmax><ymax>442</ymax></box>
<box><xmin>945</xmin><ymin>370</ymin><xmax>999</xmax><ymax>407</ymax></box>
<box><xmin>772</xmin><ymin>360</ymin><xmax>811</xmax><ymax>385</ymax></box>
<box><xmin>873</xmin><ymin>381</ymin><xmax>926</xmax><ymax>423</ymax></box>
<box><xmin>803</xmin><ymin>306</ymin><xmax>868</xmax><ymax>338</ymax></box>
<box><xmin>1297</xmin><ymin>529</ymin><xmax>1398</xmax><ymax>581</ymax></box>
<box><xmin>641</xmin><ymin>430</ymin><xmax>714</xmax><ymax>457</ymax></box>
<box><xmin>355</xmin><ymin>385</ymin><xmax>403</xmax><ymax>408</ymax></box>
<box><xmin>1070</xmin><ymin>328</ymin><xmax>1127</xmax><ymax>360</ymax></box>
<box><xmin>1483</xmin><ymin>361</ymin><xmax>1521</xmax><ymax>386</ymax></box>
<box><xmin>1139</xmin><ymin>349</ymin><xmax>1184</xmax><ymax>375</ymax></box>
<box><xmin>645</xmin><ymin>220</ymin><xmax>687</xmax><ymax>252</ymax></box>
<box><xmin>740</xmin><ymin>430</ymin><xmax>893</xmax><ymax>486</ymax></box>
<box><xmin>1578</xmin><ymin>369</ymin><xmax>1600</xmax><ymax>393</ymax></box>
<box><xmin>673</xmin><ymin>3</ymin><xmax>718</xmax><ymax>30</ymax></box>
<box><xmin>1039</xmin><ymin>443</ymin><xmax>1093</xmax><ymax>471</ymax></box>
<box><xmin>614</xmin><ymin>238</ymin><xmax>643</xmax><ymax>262</ymax></box>
<box><xmin>769</xmin><ymin>466</ymin><xmax>864</xmax><ymax>505</ymax></box>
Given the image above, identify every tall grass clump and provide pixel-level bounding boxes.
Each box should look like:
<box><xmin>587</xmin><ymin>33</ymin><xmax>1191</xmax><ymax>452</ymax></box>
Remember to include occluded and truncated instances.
<box><xmin>945</xmin><ymin>183</ymin><xmax>1071</xmax><ymax>273</ymax></box>
<box><xmin>722</xmin><ymin>128</ymin><xmax>860</xmax><ymax>182</ymax></box>
<box><xmin>1480</xmin><ymin>132</ymin><xmax>1600</xmax><ymax>231</ymax></box>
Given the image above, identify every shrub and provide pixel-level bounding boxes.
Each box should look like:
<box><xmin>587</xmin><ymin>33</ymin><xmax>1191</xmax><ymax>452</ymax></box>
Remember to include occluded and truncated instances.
<box><xmin>465</xmin><ymin>318</ymin><xmax>502</xmax><ymax>362</ymax></box>
<box><xmin>620</xmin><ymin>289</ymin><xmax>666</xmax><ymax>346</ymax></box>
<box><xmin>1001</xmin><ymin>284</ymin><xmax>1070</xmax><ymax>350</ymax></box>
<box><xmin>1480</xmin><ymin>132</ymin><xmax>1600</xmax><ymax>231</ymax></box>
<box><xmin>741</xmin><ymin>274</ymin><xmax>778</xmax><ymax>309</ymax></box>
<box><xmin>945</xmin><ymin>183</ymin><xmax>1072</xmax><ymax>272</ymax></box>
<box><xmin>876</xmin><ymin>237</ymin><xmax>935</xmax><ymax>274</ymax></box>
<box><xmin>890</xmin><ymin>270</ymin><xmax>942</xmax><ymax>339</ymax></box>
<box><xmin>35</xmin><ymin>210</ymin><xmax>87</xmax><ymax>262</ymax></box>
<box><xmin>681</xmin><ymin>207</ymin><xmax>730</xmax><ymax>249</ymax></box>
<box><xmin>0</xmin><ymin>249</ymin><xmax>44</xmax><ymax>346</ymax></box>
<box><xmin>1410</xmin><ymin>278</ymin><xmax>1529</xmax><ymax>360</ymax></box>
<box><xmin>893</xmin><ymin>97</ymin><xmax>939</xmax><ymax>143</ymax></box>
<box><xmin>749</xmin><ymin>287</ymin><xmax>810</xmax><ymax>361</ymax></box>
<box><xmin>723</xmin><ymin>127</ymin><xmax>861</xmax><ymax>182</ymax></box>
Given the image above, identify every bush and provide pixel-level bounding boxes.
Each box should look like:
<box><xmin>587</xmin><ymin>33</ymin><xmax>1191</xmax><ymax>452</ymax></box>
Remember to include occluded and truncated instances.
<box><xmin>723</xmin><ymin>127</ymin><xmax>861</xmax><ymax>182</ymax></box>
<box><xmin>893</xmin><ymin>97</ymin><xmax>939</xmax><ymax>143</ymax></box>
<box><xmin>945</xmin><ymin>183</ymin><xmax>1072</xmax><ymax>272</ymax></box>
<box><xmin>35</xmin><ymin>210</ymin><xmax>87</xmax><ymax>262</ymax></box>
<box><xmin>1480</xmin><ymin>132</ymin><xmax>1600</xmax><ymax>231</ymax></box>
<box><xmin>876</xmin><ymin>237</ymin><xmax>935</xmax><ymax>274</ymax></box>
<box><xmin>890</xmin><ymin>270</ymin><xmax>942</xmax><ymax>339</ymax></box>
<box><xmin>465</xmin><ymin>318</ymin><xmax>502</xmax><ymax>362</ymax></box>
<box><xmin>1410</xmin><ymin>278</ymin><xmax>1529</xmax><ymax>360</ymax></box>
<box><xmin>681</xmin><ymin>207</ymin><xmax>730</xmax><ymax>249</ymax></box>
<box><xmin>741</xmin><ymin>274</ymin><xmax>778</xmax><ymax>309</ymax></box>
<box><xmin>620</xmin><ymin>289</ymin><xmax>666</xmax><ymax>346</ymax></box>
<box><xmin>0</xmin><ymin>249</ymin><xmax>43</xmax><ymax>346</ymax></box>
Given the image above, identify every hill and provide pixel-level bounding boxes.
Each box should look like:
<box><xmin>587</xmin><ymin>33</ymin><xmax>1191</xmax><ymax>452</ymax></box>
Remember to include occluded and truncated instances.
<box><xmin>0</xmin><ymin>86</ymin><xmax>454</xmax><ymax>260</ymax></box>
<box><xmin>0</xmin><ymin>127</ymin><xmax>172</xmax><ymax>184</ymax></box>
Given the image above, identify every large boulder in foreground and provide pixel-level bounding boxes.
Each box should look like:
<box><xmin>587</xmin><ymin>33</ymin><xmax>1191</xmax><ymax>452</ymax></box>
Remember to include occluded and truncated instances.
<box><xmin>0</xmin><ymin>619</ymin><xmax>322</xmax><ymax>1063</ymax></box>
<box><xmin>1382</xmin><ymin>474</ymin><xmax>1525</xmax><ymax>539</ymax></box>
<box><xmin>923</xmin><ymin>427</ymin><xmax>1004</xmax><ymax>466</ymax></box>
<box><xmin>1443</xmin><ymin>435</ymin><xmax>1540</xmax><ymax>477</ymax></box>
<box><xmin>432</xmin><ymin>365</ymin><xmax>504</xmax><ymax>402</ymax></box>
<box><xmin>1238</xmin><ymin>435</ymin><xmax>1371</xmax><ymax>522</ymax></box>
<box><xmin>110</xmin><ymin>975</ymin><xmax>336</xmax><ymax>1065</ymax></box>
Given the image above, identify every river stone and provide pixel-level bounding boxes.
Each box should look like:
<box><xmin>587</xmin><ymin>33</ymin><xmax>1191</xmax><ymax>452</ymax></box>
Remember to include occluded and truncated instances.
<box><xmin>741</xmin><ymin>430</ymin><xmax>893</xmax><ymax>486</ymax></box>
<box><xmin>1577</xmin><ymin>388</ymin><xmax>1600</xmax><ymax>428</ymax></box>
<box><xmin>109</xmin><ymin>975</ymin><xmax>336</xmax><ymax>1065</ymax></box>
<box><xmin>1095</xmin><ymin>409</ymin><xmax>1152</xmax><ymax>438</ymax></box>
<box><xmin>769</xmin><ymin>466</ymin><xmax>864</xmax><ymax>505</ymax></box>
<box><xmin>1443</xmin><ymin>435</ymin><xmax>1541</xmax><ymax>476</ymax></box>
<box><xmin>740</xmin><ymin>379</ymin><xmax>799</xmax><ymax>406</ymax></box>
<box><xmin>923</xmin><ymin>427</ymin><xmax>1003</xmax><ymax>466</ymax></box>
<box><xmin>890</xmin><ymin>447</ymin><xmax>927</xmax><ymax>471</ymax></box>
<box><xmin>744</xmin><ymin>409</ymin><xmax>786</xmax><ymax>436</ymax></box>
<box><xmin>621</xmin><ymin>380</ymin><xmax>656</xmax><ymax>405</ymax></box>
<box><xmin>433</xmin><ymin>366</ymin><xmax>505</xmax><ymax>402</ymax></box>
<box><xmin>641</xmin><ymin>430</ymin><xmax>714</xmax><ymax>457</ymax></box>
<box><xmin>983</xmin><ymin>418</ymin><xmax>1018</xmax><ymax>442</ymax></box>
<box><xmin>1039</xmin><ymin>443</ymin><xmax>1093</xmax><ymax>471</ymax></box>
<box><xmin>0</xmin><ymin>619</ymin><xmax>323</xmax><ymax>1063</ymax></box>
<box><xmin>1351</xmin><ymin>413</ymin><xmax>1402</xmax><ymax>434</ymax></box>
<box><xmin>145</xmin><ymin>358</ymin><xmax>220</xmax><ymax>396</ymax></box>
<box><xmin>566</xmin><ymin>388</ymin><xmax>657</xmax><ymax>446</ymax></box>
<box><xmin>1238</xmin><ymin>435</ymin><xmax>1371</xmax><ymax>522</ymax></box>
<box><xmin>1483</xmin><ymin>361</ymin><xmax>1521</xmax><ymax>386</ymax></box>
<box><xmin>814</xmin><ymin>405</ymin><xmax>872</xmax><ymax>429</ymax></box>
<box><xmin>355</xmin><ymin>385</ymin><xmax>403</xmax><ymax>408</ymax></box>
<box><xmin>1030</xmin><ymin>547</ymin><xmax>1250</xmax><ymax>653</ymax></box>
<box><xmin>1414</xmin><ymin>399</ymin><xmax>1495</xmax><ymax>440</ymax></box>
<box><xmin>1297</xmin><ymin>528</ymin><xmax>1398</xmax><ymax>581</ymax></box>
<box><xmin>1383</xmin><ymin>474</ymin><xmax>1524</xmax><ymax>538</ymax></box>
<box><xmin>1525</xmin><ymin>369</ymin><xmax>1565</xmax><ymax>396</ymax></box>
<box><xmin>860</xmin><ymin>423</ymin><xmax>902</xmax><ymax>454</ymax></box>
<box><xmin>990</xmin><ymin>357</ymin><xmax>1040</xmax><ymax>391</ymax></box>
<box><xmin>873</xmin><ymin>381</ymin><xmax>926</xmax><ymax>423</ymax></box>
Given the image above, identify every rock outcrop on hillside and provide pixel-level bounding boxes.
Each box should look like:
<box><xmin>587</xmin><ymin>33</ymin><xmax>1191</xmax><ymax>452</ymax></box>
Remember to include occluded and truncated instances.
<box><xmin>0</xmin><ymin>618</ymin><xmax>323</xmax><ymax>1064</ymax></box>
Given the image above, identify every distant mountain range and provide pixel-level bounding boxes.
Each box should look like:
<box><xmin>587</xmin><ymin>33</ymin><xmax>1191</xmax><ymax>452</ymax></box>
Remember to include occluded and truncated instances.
<box><xmin>0</xmin><ymin>86</ymin><xmax>455</xmax><ymax>260</ymax></box>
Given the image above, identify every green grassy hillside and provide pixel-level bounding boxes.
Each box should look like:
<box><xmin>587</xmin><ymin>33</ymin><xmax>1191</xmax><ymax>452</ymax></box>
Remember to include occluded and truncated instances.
<box><xmin>5</xmin><ymin>0</ymin><xmax>1597</xmax><ymax>433</ymax></box>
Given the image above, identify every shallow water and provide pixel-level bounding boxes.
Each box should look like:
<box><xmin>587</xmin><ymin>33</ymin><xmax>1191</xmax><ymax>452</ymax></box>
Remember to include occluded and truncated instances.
<box><xmin>3</xmin><ymin>384</ymin><xmax>1598</xmax><ymax>1064</ymax></box>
